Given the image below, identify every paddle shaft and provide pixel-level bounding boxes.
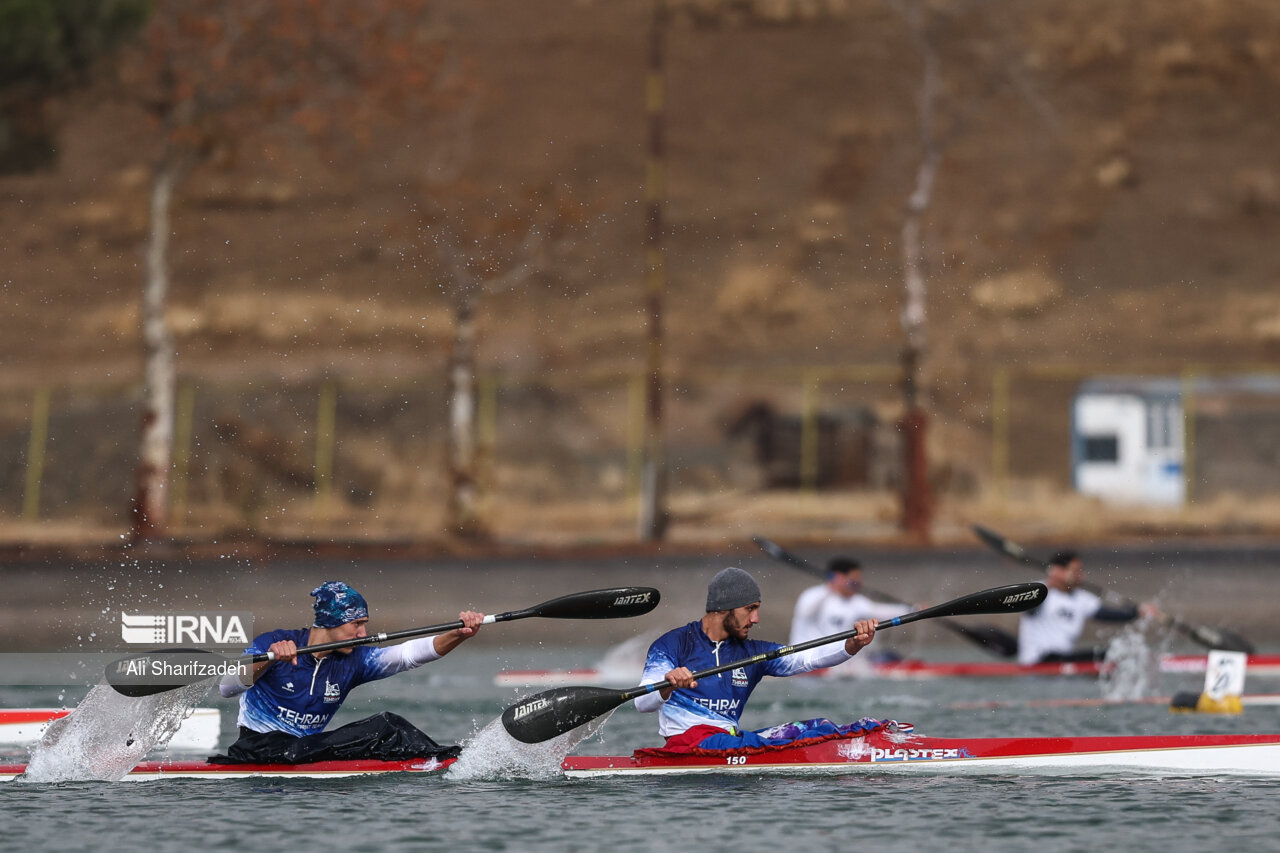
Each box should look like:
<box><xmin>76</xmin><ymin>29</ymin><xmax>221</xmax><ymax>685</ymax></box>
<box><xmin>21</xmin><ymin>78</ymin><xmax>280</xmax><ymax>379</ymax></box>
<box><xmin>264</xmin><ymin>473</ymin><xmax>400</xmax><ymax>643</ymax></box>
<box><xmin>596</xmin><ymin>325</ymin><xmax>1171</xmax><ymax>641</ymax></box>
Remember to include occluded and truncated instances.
<box><xmin>620</xmin><ymin>625</ymin><xmax>873</xmax><ymax>703</ymax></box>
<box><xmin>971</xmin><ymin>524</ymin><xmax>1253</xmax><ymax>653</ymax></box>
<box><xmin>751</xmin><ymin>536</ymin><xmax>906</xmax><ymax>602</ymax></box>
<box><xmin>108</xmin><ymin>586</ymin><xmax>661</xmax><ymax>697</ymax></box>
<box><xmin>620</xmin><ymin>586</ymin><xmax>1036</xmax><ymax>702</ymax></box>
<box><xmin>500</xmin><ymin>581</ymin><xmax>1048</xmax><ymax>743</ymax></box>
<box><xmin>250</xmin><ymin>586</ymin><xmax>661</xmax><ymax>662</ymax></box>
<box><xmin>972</xmin><ymin>524</ymin><xmax>1133</xmax><ymax>605</ymax></box>
<box><xmin>251</xmin><ymin>614</ymin><xmax>493</xmax><ymax>662</ymax></box>
<box><xmin>752</xmin><ymin>536</ymin><xmax>1019</xmax><ymax>657</ymax></box>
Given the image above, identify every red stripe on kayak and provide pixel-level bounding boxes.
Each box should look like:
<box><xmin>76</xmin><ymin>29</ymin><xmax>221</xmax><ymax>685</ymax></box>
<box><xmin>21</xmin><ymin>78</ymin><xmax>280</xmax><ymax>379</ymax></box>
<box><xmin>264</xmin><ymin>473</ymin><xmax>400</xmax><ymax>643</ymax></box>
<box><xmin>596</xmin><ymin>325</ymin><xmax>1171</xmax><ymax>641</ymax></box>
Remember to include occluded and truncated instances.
<box><xmin>0</xmin><ymin>757</ymin><xmax>455</xmax><ymax>777</ymax></box>
<box><xmin>0</xmin><ymin>710</ymin><xmax>71</xmax><ymax>725</ymax></box>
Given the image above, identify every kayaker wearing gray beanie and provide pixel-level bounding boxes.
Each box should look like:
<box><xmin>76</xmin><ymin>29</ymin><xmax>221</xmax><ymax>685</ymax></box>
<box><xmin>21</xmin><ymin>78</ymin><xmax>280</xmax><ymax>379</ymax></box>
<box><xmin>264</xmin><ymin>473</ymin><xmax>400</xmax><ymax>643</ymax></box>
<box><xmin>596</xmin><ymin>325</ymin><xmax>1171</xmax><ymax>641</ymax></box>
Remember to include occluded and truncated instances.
<box><xmin>633</xmin><ymin>565</ymin><xmax>879</xmax><ymax>749</ymax></box>
<box><xmin>706</xmin><ymin>567</ymin><xmax>762</xmax><ymax>612</ymax></box>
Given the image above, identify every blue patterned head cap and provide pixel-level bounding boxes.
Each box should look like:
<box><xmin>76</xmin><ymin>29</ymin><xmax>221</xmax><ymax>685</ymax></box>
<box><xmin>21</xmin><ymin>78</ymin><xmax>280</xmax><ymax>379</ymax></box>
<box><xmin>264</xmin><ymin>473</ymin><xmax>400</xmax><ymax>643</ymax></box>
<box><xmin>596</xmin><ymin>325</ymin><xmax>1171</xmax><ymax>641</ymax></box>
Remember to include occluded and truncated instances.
<box><xmin>311</xmin><ymin>581</ymin><xmax>369</xmax><ymax>628</ymax></box>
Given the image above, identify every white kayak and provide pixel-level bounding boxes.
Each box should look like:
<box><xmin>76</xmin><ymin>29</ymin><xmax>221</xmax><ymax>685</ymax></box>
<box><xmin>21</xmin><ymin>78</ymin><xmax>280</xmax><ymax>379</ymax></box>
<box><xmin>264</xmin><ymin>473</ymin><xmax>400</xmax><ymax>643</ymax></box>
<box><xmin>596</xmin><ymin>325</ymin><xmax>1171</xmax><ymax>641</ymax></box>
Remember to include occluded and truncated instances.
<box><xmin>560</xmin><ymin>730</ymin><xmax>1280</xmax><ymax>778</ymax></box>
<box><xmin>0</xmin><ymin>707</ymin><xmax>222</xmax><ymax>752</ymax></box>
<box><xmin>4</xmin><ymin>731</ymin><xmax>1275</xmax><ymax>780</ymax></box>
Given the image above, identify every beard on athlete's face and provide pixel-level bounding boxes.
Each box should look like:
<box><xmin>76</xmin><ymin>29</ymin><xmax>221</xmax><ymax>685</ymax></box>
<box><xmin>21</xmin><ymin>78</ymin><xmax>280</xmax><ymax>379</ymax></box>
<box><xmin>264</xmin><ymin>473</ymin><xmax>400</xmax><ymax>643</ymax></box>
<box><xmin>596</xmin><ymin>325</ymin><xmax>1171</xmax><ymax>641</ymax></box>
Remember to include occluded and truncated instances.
<box><xmin>723</xmin><ymin>608</ymin><xmax>754</xmax><ymax>638</ymax></box>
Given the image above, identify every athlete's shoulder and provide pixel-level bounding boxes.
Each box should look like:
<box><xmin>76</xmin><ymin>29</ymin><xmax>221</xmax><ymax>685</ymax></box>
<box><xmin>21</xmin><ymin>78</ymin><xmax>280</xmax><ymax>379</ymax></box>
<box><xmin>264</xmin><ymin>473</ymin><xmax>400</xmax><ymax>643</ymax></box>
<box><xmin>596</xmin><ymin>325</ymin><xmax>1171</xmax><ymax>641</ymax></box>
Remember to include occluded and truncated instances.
<box><xmin>1073</xmin><ymin>587</ymin><xmax>1104</xmax><ymax>608</ymax></box>
<box><xmin>654</xmin><ymin>620</ymin><xmax>701</xmax><ymax>643</ymax></box>
<box><xmin>795</xmin><ymin>584</ymin><xmax>826</xmax><ymax>603</ymax></box>
<box><xmin>738</xmin><ymin>635</ymin><xmax>783</xmax><ymax>657</ymax></box>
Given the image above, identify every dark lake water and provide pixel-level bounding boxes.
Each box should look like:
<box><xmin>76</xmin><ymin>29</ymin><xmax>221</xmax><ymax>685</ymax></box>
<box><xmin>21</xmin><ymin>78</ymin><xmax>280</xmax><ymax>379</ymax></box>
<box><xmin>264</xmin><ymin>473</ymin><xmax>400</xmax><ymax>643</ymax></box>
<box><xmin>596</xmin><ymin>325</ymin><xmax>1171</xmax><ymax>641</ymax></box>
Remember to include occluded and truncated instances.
<box><xmin>4</xmin><ymin>543</ymin><xmax>1280</xmax><ymax>851</ymax></box>
<box><xmin>4</xmin><ymin>639</ymin><xmax>1280</xmax><ymax>853</ymax></box>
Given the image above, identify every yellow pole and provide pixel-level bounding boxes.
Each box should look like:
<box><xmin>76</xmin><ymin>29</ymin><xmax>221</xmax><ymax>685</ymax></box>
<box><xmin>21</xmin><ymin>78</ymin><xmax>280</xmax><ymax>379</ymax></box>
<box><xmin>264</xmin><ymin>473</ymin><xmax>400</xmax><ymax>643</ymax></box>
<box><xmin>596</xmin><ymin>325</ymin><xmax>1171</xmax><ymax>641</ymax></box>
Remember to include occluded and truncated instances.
<box><xmin>170</xmin><ymin>380</ymin><xmax>196</xmax><ymax>529</ymax></box>
<box><xmin>992</xmin><ymin>365</ymin><xmax>1010</xmax><ymax>502</ymax></box>
<box><xmin>477</xmin><ymin>373</ymin><xmax>498</xmax><ymax>497</ymax></box>
<box><xmin>1181</xmin><ymin>369</ymin><xmax>1197</xmax><ymax>504</ymax></box>
<box><xmin>314</xmin><ymin>380</ymin><xmax>338</xmax><ymax>517</ymax></box>
<box><xmin>627</xmin><ymin>372</ymin><xmax>646</xmax><ymax>503</ymax></box>
<box><xmin>22</xmin><ymin>386</ymin><xmax>51</xmax><ymax>521</ymax></box>
<box><xmin>800</xmin><ymin>370</ymin><xmax>820</xmax><ymax>493</ymax></box>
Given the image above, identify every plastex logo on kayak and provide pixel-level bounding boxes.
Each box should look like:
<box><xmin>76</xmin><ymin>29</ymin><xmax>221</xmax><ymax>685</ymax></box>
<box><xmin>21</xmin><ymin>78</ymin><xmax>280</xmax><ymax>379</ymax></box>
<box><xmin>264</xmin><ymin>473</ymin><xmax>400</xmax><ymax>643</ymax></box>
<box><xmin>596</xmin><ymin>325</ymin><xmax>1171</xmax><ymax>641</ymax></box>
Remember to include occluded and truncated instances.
<box><xmin>120</xmin><ymin>611</ymin><xmax>252</xmax><ymax>646</ymax></box>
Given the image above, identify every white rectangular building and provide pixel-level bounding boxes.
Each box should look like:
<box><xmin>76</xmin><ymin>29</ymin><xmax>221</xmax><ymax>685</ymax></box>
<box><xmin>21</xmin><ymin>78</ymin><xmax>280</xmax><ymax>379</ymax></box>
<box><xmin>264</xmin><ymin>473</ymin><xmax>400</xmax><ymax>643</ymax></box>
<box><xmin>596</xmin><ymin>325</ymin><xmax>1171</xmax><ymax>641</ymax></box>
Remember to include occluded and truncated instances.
<box><xmin>1072</xmin><ymin>377</ymin><xmax>1185</xmax><ymax>506</ymax></box>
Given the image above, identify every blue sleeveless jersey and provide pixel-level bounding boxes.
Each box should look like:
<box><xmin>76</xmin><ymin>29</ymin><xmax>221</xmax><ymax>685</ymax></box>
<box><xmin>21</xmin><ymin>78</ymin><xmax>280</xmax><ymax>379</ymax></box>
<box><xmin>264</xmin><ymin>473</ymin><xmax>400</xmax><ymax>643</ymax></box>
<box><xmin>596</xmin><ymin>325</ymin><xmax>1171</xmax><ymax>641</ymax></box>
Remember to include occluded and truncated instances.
<box><xmin>640</xmin><ymin>620</ymin><xmax>812</xmax><ymax>737</ymax></box>
<box><xmin>236</xmin><ymin>628</ymin><xmax>406</xmax><ymax>736</ymax></box>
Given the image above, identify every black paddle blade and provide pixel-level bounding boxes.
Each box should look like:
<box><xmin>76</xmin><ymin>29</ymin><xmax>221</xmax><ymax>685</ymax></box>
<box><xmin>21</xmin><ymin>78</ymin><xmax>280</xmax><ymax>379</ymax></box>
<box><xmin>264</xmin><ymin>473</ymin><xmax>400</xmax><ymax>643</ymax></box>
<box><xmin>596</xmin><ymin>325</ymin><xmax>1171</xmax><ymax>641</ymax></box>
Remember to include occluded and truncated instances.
<box><xmin>106</xmin><ymin>648</ymin><xmax>246</xmax><ymax>697</ymax></box>
<box><xmin>890</xmin><ymin>582</ymin><xmax>1047</xmax><ymax>629</ymax></box>
<box><xmin>528</xmin><ymin>587</ymin><xmax>661</xmax><ymax>620</ymax></box>
<box><xmin>751</xmin><ymin>536</ymin><xmax>787</xmax><ymax>561</ymax></box>
<box><xmin>1183</xmin><ymin>622</ymin><xmax>1255</xmax><ymax>655</ymax></box>
<box><xmin>971</xmin><ymin>524</ymin><xmax>1042</xmax><ymax>567</ymax></box>
<box><xmin>751</xmin><ymin>536</ymin><xmax>823</xmax><ymax>577</ymax></box>
<box><xmin>502</xmin><ymin>686</ymin><xmax>629</xmax><ymax>745</ymax></box>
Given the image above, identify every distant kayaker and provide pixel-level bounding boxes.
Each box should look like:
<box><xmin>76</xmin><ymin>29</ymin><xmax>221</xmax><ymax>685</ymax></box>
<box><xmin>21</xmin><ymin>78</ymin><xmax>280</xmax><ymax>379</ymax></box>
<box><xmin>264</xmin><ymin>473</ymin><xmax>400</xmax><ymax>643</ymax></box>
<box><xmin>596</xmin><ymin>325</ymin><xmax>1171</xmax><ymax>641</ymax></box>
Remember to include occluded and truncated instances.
<box><xmin>213</xmin><ymin>580</ymin><xmax>484</xmax><ymax>764</ymax></box>
<box><xmin>788</xmin><ymin>556</ymin><xmax>911</xmax><ymax>649</ymax></box>
<box><xmin>635</xmin><ymin>566</ymin><xmax>879</xmax><ymax>752</ymax></box>
<box><xmin>1017</xmin><ymin>551</ymin><xmax>1160</xmax><ymax>666</ymax></box>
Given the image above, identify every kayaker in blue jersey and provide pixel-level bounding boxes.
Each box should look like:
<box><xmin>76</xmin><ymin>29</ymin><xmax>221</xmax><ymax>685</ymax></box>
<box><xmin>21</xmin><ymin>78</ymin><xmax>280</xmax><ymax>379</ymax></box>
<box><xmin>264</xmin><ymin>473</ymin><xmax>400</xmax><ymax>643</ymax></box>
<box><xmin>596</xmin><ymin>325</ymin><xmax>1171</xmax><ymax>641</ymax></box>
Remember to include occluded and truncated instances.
<box><xmin>212</xmin><ymin>580</ymin><xmax>484</xmax><ymax>764</ymax></box>
<box><xmin>634</xmin><ymin>566</ymin><xmax>879</xmax><ymax>752</ymax></box>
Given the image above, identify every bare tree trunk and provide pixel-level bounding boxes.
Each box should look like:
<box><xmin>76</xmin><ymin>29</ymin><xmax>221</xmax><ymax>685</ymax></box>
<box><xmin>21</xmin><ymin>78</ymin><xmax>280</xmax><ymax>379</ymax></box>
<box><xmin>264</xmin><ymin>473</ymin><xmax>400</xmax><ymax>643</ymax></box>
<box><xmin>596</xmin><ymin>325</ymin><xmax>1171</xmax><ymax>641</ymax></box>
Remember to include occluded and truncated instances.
<box><xmin>637</xmin><ymin>0</ymin><xmax>669</xmax><ymax>541</ymax></box>
<box><xmin>130</xmin><ymin>163</ymin><xmax>179</xmax><ymax>542</ymax></box>
<box><xmin>897</xmin><ymin>11</ymin><xmax>942</xmax><ymax>539</ymax></box>
<box><xmin>446</xmin><ymin>288</ymin><xmax>483</xmax><ymax>538</ymax></box>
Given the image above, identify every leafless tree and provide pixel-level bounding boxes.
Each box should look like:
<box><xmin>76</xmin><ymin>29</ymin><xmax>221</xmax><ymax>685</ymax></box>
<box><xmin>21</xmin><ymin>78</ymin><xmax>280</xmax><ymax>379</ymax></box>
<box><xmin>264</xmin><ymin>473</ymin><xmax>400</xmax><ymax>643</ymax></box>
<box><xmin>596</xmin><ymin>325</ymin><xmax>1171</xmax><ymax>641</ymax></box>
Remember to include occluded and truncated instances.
<box><xmin>118</xmin><ymin>1</ymin><xmax>448</xmax><ymax>542</ymax></box>
<box><xmin>413</xmin><ymin>174</ymin><xmax>582</xmax><ymax>538</ymax></box>
<box><xmin>886</xmin><ymin>0</ymin><xmax>1056</xmax><ymax>537</ymax></box>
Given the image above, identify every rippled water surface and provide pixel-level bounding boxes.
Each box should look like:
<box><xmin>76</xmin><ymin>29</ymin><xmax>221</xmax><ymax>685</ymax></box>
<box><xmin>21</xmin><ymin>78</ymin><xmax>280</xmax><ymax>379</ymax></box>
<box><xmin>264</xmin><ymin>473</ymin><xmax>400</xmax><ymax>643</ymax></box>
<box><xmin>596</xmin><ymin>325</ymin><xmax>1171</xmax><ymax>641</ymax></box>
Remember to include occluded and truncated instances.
<box><xmin>5</xmin><ymin>641</ymin><xmax>1280</xmax><ymax>853</ymax></box>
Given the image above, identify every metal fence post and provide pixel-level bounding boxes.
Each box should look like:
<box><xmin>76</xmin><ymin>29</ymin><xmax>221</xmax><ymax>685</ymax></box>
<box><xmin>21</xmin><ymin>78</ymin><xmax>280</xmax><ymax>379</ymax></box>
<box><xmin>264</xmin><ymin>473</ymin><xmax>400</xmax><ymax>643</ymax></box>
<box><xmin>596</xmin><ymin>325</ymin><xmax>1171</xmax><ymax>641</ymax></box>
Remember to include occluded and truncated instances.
<box><xmin>21</xmin><ymin>386</ymin><xmax>51</xmax><ymax>521</ymax></box>
<box><xmin>170</xmin><ymin>380</ymin><xmax>196</xmax><ymax>529</ymax></box>
<box><xmin>627</xmin><ymin>372</ymin><xmax>646</xmax><ymax>503</ymax></box>
<box><xmin>800</xmin><ymin>370</ymin><xmax>820</xmax><ymax>493</ymax></box>
<box><xmin>314</xmin><ymin>379</ymin><xmax>338</xmax><ymax>516</ymax></box>
<box><xmin>1181</xmin><ymin>368</ymin><xmax>1197</xmax><ymax>504</ymax></box>
<box><xmin>477</xmin><ymin>373</ymin><xmax>498</xmax><ymax>495</ymax></box>
<box><xmin>992</xmin><ymin>365</ymin><xmax>1010</xmax><ymax>502</ymax></box>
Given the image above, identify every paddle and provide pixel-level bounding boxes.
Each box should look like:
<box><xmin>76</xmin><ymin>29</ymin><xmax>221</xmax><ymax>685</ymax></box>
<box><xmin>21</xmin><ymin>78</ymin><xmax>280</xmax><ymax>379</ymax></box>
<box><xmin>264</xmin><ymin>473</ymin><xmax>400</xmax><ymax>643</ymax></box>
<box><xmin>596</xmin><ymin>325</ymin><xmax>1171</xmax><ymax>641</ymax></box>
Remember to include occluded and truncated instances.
<box><xmin>971</xmin><ymin>524</ymin><xmax>1255</xmax><ymax>654</ymax></box>
<box><xmin>107</xmin><ymin>586</ymin><xmax>662</xmax><ymax>698</ymax></box>
<box><xmin>751</xmin><ymin>536</ymin><xmax>1019</xmax><ymax>658</ymax></box>
<box><xmin>501</xmin><ymin>581</ymin><xmax>1048</xmax><ymax>744</ymax></box>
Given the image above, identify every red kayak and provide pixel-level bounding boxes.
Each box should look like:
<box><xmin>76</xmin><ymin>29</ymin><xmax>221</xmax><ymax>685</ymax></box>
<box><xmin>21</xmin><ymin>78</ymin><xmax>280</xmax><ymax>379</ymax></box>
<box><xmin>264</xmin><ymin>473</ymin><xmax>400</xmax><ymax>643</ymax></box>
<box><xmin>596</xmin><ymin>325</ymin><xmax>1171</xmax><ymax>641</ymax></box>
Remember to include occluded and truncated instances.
<box><xmin>560</xmin><ymin>730</ymin><xmax>1280</xmax><ymax>777</ymax></box>
<box><xmin>0</xmin><ymin>756</ymin><xmax>455</xmax><ymax>782</ymax></box>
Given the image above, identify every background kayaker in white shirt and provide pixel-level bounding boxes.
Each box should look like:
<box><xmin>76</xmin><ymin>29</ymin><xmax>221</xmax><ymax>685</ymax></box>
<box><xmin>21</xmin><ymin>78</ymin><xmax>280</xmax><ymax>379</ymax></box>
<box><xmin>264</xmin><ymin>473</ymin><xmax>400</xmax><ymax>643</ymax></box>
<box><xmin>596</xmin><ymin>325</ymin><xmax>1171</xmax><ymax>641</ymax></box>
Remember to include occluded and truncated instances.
<box><xmin>789</xmin><ymin>557</ymin><xmax>912</xmax><ymax>652</ymax></box>
<box><xmin>1017</xmin><ymin>551</ymin><xmax>1161</xmax><ymax>665</ymax></box>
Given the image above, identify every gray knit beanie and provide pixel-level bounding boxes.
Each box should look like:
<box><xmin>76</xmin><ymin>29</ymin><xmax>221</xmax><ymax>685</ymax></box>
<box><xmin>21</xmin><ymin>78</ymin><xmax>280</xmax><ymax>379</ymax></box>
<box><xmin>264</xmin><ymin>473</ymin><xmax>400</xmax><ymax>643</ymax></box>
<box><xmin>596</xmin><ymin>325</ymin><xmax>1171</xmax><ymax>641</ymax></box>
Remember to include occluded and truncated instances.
<box><xmin>705</xmin><ymin>567</ymin><xmax>762</xmax><ymax>612</ymax></box>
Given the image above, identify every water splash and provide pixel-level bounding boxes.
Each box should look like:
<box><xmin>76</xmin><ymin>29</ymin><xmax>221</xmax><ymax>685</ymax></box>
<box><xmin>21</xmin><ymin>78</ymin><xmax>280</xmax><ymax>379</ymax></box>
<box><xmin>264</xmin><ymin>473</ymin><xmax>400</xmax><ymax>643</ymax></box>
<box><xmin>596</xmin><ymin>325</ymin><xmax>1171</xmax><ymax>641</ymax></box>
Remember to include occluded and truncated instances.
<box><xmin>446</xmin><ymin>711</ymin><xmax>613</xmax><ymax>781</ymax></box>
<box><xmin>595</xmin><ymin>631</ymin><xmax>657</xmax><ymax>681</ymax></box>
<box><xmin>19</xmin><ymin>679</ymin><xmax>213</xmax><ymax>783</ymax></box>
<box><xmin>1099</xmin><ymin>622</ymin><xmax>1162</xmax><ymax>701</ymax></box>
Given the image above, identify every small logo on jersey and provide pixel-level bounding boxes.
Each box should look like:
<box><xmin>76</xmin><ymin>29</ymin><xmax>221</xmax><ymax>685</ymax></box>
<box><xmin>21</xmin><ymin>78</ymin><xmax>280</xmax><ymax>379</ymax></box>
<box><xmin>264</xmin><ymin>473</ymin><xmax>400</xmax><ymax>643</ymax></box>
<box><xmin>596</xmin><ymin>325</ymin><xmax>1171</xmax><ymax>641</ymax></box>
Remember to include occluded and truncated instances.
<box><xmin>323</xmin><ymin>679</ymin><xmax>341</xmax><ymax>703</ymax></box>
<box><xmin>282</xmin><ymin>681</ymin><xmax>295</xmax><ymax>692</ymax></box>
<box><xmin>731</xmin><ymin>667</ymin><xmax>748</xmax><ymax>687</ymax></box>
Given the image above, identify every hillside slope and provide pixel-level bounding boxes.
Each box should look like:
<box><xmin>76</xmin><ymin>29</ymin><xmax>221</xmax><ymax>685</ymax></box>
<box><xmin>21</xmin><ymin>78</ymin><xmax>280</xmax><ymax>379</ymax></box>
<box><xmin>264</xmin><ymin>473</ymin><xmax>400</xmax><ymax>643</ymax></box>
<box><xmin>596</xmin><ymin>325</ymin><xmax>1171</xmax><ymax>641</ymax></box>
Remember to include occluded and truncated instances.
<box><xmin>2</xmin><ymin>0</ymin><xmax>1279</xmax><ymax>541</ymax></box>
